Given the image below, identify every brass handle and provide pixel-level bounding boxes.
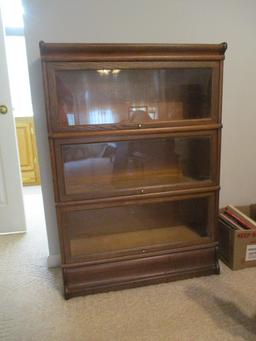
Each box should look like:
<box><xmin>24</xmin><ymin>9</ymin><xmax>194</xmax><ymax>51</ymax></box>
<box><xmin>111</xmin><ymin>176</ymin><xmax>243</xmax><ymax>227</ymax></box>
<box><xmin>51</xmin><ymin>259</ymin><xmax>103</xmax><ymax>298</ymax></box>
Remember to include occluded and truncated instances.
<box><xmin>0</xmin><ymin>105</ymin><xmax>8</xmax><ymax>115</ymax></box>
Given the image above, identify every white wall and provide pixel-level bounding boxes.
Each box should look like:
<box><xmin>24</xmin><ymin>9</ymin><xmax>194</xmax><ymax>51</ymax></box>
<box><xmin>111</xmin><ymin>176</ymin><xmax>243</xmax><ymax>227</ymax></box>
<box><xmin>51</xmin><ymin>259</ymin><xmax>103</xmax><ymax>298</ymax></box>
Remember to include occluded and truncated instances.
<box><xmin>22</xmin><ymin>0</ymin><xmax>256</xmax><ymax>264</ymax></box>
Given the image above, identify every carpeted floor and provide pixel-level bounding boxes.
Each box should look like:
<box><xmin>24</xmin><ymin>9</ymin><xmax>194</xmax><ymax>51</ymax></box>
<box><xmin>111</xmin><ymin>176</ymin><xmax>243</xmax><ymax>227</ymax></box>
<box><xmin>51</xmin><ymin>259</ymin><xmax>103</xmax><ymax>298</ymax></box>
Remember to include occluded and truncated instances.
<box><xmin>0</xmin><ymin>187</ymin><xmax>256</xmax><ymax>341</ymax></box>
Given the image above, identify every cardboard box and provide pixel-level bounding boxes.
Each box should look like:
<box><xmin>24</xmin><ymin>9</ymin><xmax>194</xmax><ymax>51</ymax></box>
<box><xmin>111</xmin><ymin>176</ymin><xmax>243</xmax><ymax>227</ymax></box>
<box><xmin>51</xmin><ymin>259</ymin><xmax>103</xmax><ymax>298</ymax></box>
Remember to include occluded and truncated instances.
<box><xmin>219</xmin><ymin>205</ymin><xmax>256</xmax><ymax>270</ymax></box>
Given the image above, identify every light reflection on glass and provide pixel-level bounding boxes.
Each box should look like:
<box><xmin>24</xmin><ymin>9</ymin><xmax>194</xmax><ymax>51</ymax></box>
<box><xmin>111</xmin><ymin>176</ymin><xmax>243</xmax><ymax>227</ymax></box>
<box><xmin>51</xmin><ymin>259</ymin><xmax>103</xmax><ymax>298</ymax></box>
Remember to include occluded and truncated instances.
<box><xmin>87</xmin><ymin>109</ymin><xmax>117</xmax><ymax>124</ymax></box>
<box><xmin>97</xmin><ymin>69</ymin><xmax>121</xmax><ymax>75</ymax></box>
<box><xmin>66</xmin><ymin>113</ymin><xmax>75</xmax><ymax>126</ymax></box>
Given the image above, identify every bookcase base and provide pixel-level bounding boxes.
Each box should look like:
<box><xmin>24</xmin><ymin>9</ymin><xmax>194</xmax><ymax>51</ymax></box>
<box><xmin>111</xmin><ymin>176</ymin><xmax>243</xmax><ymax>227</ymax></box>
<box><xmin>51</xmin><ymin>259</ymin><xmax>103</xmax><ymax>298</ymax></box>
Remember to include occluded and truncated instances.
<box><xmin>62</xmin><ymin>245</ymin><xmax>219</xmax><ymax>299</ymax></box>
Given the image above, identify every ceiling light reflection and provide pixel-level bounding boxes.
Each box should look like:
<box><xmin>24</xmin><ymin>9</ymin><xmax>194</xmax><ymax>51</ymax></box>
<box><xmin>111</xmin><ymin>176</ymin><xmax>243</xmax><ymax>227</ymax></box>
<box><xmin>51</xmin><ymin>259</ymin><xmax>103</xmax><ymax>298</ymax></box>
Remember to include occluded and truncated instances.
<box><xmin>97</xmin><ymin>69</ymin><xmax>121</xmax><ymax>75</ymax></box>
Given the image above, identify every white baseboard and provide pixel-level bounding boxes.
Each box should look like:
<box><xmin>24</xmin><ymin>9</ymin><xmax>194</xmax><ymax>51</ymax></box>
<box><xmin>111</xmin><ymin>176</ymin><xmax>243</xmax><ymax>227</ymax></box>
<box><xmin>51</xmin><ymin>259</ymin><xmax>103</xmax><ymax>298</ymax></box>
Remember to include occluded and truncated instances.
<box><xmin>47</xmin><ymin>254</ymin><xmax>61</xmax><ymax>268</ymax></box>
<box><xmin>0</xmin><ymin>230</ymin><xmax>26</xmax><ymax>235</ymax></box>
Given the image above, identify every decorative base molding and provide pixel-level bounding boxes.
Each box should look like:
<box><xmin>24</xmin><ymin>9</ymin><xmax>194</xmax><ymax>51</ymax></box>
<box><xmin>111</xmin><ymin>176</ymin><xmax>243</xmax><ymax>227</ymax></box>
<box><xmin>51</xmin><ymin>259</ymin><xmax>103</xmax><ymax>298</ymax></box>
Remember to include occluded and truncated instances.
<box><xmin>47</xmin><ymin>254</ymin><xmax>61</xmax><ymax>268</ymax></box>
<box><xmin>63</xmin><ymin>245</ymin><xmax>219</xmax><ymax>299</ymax></box>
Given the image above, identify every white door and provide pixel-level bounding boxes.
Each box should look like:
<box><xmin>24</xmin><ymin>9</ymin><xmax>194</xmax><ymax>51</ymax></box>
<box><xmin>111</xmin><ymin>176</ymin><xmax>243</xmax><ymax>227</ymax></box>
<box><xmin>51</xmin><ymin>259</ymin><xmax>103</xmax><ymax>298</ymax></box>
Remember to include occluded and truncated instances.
<box><xmin>0</xmin><ymin>8</ymin><xmax>26</xmax><ymax>234</ymax></box>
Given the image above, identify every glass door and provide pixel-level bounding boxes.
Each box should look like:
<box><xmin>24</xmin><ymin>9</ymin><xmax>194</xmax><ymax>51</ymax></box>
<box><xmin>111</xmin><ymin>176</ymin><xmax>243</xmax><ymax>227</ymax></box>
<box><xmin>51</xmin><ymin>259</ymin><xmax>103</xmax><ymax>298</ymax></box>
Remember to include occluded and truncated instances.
<box><xmin>47</xmin><ymin>61</ymin><xmax>219</xmax><ymax>132</ymax></box>
<box><xmin>59</xmin><ymin>193</ymin><xmax>216</xmax><ymax>263</ymax></box>
<box><xmin>55</xmin><ymin>131</ymin><xmax>217</xmax><ymax>201</ymax></box>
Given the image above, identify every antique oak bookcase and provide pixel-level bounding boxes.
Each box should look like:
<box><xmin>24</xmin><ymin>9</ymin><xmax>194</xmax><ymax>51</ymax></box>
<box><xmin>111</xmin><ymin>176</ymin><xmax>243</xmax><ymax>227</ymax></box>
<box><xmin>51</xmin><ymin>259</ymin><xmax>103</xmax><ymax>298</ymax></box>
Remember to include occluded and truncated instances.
<box><xmin>40</xmin><ymin>42</ymin><xmax>227</xmax><ymax>298</ymax></box>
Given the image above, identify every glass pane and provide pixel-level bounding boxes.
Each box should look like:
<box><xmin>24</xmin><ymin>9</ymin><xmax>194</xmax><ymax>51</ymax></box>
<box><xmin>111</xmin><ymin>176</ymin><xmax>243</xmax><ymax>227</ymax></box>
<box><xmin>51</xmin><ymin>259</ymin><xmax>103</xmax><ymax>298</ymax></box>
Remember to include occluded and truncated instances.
<box><xmin>62</xmin><ymin>136</ymin><xmax>211</xmax><ymax>198</ymax></box>
<box><xmin>63</xmin><ymin>196</ymin><xmax>212</xmax><ymax>259</ymax></box>
<box><xmin>55</xmin><ymin>68</ymin><xmax>212</xmax><ymax>128</ymax></box>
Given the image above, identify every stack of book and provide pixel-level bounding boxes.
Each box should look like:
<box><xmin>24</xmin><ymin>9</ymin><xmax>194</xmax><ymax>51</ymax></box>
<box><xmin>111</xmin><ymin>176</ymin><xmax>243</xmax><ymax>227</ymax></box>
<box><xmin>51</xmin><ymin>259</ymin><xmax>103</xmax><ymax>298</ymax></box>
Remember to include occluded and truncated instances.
<box><xmin>219</xmin><ymin>205</ymin><xmax>256</xmax><ymax>230</ymax></box>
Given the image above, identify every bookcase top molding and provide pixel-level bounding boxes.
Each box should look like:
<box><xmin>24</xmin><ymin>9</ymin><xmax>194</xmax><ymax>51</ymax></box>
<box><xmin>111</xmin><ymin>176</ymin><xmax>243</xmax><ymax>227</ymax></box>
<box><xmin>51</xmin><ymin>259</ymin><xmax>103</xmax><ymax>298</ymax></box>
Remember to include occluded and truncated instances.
<box><xmin>39</xmin><ymin>42</ymin><xmax>227</xmax><ymax>62</ymax></box>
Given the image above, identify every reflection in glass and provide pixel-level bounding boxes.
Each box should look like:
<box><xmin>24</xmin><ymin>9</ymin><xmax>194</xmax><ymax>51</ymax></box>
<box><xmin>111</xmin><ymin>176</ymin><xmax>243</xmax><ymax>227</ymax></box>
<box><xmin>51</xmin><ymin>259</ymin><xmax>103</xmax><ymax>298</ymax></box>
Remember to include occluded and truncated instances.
<box><xmin>63</xmin><ymin>136</ymin><xmax>211</xmax><ymax>197</ymax></box>
<box><xmin>63</xmin><ymin>196</ymin><xmax>211</xmax><ymax>258</ymax></box>
<box><xmin>56</xmin><ymin>68</ymin><xmax>212</xmax><ymax>127</ymax></box>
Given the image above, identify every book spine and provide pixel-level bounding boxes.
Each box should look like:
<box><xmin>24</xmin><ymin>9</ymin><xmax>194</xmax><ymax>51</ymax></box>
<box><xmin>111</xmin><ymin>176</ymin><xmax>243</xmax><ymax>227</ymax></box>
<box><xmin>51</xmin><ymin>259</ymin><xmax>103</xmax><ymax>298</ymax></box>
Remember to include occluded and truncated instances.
<box><xmin>225</xmin><ymin>208</ymin><xmax>253</xmax><ymax>229</ymax></box>
<box><xmin>219</xmin><ymin>213</ymin><xmax>243</xmax><ymax>230</ymax></box>
<box><xmin>228</xmin><ymin>205</ymin><xmax>256</xmax><ymax>228</ymax></box>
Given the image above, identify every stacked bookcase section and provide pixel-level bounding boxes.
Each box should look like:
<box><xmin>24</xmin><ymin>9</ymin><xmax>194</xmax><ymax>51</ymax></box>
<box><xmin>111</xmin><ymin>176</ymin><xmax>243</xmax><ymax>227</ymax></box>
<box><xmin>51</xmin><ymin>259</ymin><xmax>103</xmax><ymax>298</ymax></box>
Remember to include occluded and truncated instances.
<box><xmin>40</xmin><ymin>42</ymin><xmax>227</xmax><ymax>298</ymax></box>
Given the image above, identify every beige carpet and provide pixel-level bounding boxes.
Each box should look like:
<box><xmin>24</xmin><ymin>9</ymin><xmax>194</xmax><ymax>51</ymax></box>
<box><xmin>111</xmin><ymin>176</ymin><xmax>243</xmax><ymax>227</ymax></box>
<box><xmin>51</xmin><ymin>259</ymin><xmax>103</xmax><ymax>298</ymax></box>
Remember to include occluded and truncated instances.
<box><xmin>1</xmin><ymin>187</ymin><xmax>256</xmax><ymax>341</ymax></box>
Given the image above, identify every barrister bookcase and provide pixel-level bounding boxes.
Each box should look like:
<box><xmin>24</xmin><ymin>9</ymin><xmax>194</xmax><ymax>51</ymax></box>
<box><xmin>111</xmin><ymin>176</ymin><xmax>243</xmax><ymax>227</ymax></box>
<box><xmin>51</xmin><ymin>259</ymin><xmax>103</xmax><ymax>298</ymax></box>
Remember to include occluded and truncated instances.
<box><xmin>40</xmin><ymin>42</ymin><xmax>227</xmax><ymax>298</ymax></box>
